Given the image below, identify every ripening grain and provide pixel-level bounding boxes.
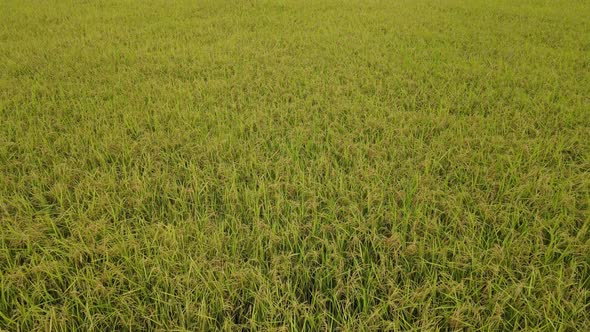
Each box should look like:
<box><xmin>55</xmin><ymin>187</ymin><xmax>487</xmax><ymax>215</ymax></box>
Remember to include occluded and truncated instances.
<box><xmin>1</xmin><ymin>0</ymin><xmax>589</xmax><ymax>330</ymax></box>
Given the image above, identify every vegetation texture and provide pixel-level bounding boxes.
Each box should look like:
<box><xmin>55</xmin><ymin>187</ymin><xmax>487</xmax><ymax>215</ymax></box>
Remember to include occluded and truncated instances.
<box><xmin>1</xmin><ymin>0</ymin><xmax>589</xmax><ymax>330</ymax></box>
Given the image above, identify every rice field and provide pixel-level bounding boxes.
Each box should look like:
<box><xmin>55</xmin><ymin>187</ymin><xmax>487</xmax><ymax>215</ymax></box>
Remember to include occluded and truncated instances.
<box><xmin>1</xmin><ymin>0</ymin><xmax>589</xmax><ymax>330</ymax></box>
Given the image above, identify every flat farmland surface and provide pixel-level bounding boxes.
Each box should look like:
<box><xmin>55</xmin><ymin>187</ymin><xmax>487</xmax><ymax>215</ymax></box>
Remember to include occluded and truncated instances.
<box><xmin>1</xmin><ymin>0</ymin><xmax>589</xmax><ymax>330</ymax></box>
